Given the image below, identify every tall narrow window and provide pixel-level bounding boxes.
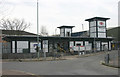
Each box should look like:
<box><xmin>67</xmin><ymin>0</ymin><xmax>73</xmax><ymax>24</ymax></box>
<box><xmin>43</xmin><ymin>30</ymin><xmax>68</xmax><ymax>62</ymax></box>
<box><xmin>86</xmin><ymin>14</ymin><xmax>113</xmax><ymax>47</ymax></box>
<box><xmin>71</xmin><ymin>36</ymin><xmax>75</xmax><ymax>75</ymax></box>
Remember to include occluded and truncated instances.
<box><xmin>67</xmin><ymin>32</ymin><xmax>70</xmax><ymax>36</ymax></box>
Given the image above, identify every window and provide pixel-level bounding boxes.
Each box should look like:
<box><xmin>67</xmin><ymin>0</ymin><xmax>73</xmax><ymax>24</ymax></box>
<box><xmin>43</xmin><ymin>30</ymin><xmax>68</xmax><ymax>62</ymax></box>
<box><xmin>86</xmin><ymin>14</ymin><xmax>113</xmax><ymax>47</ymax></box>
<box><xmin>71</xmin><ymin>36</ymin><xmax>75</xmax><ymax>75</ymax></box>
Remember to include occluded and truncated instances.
<box><xmin>67</xmin><ymin>32</ymin><xmax>70</xmax><ymax>36</ymax></box>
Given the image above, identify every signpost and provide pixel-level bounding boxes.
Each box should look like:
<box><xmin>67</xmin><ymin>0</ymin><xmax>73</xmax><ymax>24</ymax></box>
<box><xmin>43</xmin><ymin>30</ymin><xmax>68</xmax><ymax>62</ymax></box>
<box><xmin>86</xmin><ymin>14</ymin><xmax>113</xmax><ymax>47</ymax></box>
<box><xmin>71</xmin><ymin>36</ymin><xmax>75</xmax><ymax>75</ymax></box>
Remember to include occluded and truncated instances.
<box><xmin>43</xmin><ymin>40</ymin><xmax>48</xmax><ymax>60</ymax></box>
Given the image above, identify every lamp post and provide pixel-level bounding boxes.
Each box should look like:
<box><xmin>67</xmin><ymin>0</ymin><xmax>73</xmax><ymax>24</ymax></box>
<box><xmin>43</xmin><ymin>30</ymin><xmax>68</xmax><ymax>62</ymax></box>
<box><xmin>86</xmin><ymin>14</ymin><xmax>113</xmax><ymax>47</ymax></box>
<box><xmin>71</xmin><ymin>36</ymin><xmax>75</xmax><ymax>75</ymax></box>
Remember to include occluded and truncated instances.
<box><xmin>37</xmin><ymin>0</ymin><xmax>40</xmax><ymax>59</ymax></box>
<box><xmin>94</xmin><ymin>19</ymin><xmax>96</xmax><ymax>53</ymax></box>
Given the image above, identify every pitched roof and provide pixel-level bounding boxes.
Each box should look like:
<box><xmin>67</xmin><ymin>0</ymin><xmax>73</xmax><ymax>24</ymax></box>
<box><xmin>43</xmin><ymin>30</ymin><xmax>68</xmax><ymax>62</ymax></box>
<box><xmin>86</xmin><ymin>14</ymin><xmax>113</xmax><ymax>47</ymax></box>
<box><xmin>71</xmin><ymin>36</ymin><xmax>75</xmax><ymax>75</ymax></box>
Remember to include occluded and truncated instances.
<box><xmin>1</xmin><ymin>30</ymin><xmax>36</xmax><ymax>36</ymax></box>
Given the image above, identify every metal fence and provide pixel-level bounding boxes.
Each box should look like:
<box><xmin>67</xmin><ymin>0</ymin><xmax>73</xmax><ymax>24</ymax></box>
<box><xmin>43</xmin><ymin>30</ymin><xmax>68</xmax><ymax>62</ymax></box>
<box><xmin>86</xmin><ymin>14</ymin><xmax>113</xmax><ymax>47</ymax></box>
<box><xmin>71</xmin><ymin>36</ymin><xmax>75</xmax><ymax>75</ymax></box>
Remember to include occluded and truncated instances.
<box><xmin>2</xmin><ymin>47</ymin><xmax>94</xmax><ymax>59</ymax></box>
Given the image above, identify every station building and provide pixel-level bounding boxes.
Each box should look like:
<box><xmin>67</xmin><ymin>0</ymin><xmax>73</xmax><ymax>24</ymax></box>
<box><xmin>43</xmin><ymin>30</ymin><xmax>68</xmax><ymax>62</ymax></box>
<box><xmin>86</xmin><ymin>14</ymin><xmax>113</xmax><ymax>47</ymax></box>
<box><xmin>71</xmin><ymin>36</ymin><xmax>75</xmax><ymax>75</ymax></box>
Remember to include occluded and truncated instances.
<box><xmin>2</xmin><ymin>17</ymin><xmax>113</xmax><ymax>54</ymax></box>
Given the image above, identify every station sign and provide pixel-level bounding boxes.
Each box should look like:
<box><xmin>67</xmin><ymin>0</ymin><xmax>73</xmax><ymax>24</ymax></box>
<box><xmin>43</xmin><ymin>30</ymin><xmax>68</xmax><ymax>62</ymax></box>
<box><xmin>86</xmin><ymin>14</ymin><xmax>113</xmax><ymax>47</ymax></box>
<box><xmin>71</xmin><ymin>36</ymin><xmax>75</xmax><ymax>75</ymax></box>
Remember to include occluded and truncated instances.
<box><xmin>98</xmin><ymin>21</ymin><xmax>105</xmax><ymax>26</ymax></box>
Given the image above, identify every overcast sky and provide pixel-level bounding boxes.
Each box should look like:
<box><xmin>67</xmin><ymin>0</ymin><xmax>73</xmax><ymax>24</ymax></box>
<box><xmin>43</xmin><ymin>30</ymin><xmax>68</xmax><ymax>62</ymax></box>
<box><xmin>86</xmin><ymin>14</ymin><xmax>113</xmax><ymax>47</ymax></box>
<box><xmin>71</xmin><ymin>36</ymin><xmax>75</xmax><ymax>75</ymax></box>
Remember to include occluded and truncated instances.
<box><xmin>0</xmin><ymin>0</ymin><xmax>119</xmax><ymax>35</ymax></box>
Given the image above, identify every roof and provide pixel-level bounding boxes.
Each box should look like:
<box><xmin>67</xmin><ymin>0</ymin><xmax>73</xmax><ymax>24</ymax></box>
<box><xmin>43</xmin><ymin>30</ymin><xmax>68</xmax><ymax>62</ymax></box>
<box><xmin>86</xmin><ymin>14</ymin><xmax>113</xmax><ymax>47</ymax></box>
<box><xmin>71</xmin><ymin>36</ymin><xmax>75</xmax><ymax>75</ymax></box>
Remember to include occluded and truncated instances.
<box><xmin>107</xmin><ymin>26</ymin><xmax>120</xmax><ymax>41</ymax></box>
<box><xmin>1</xmin><ymin>30</ymin><xmax>37</xmax><ymax>36</ymax></box>
<box><xmin>57</xmin><ymin>25</ymin><xmax>75</xmax><ymax>29</ymax></box>
<box><xmin>85</xmin><ymin>17</ymin><xmax>110</xmax><ymax>21</ymax></box>
<box><xmin>3</xmin><ymin>35</ymin><xmax>113</xmax><ymax>42</ymax></box>
<box><xmin>72</xmin><ymin>31</ymin><xmax>89</xmax><ymax>37</ymax></box>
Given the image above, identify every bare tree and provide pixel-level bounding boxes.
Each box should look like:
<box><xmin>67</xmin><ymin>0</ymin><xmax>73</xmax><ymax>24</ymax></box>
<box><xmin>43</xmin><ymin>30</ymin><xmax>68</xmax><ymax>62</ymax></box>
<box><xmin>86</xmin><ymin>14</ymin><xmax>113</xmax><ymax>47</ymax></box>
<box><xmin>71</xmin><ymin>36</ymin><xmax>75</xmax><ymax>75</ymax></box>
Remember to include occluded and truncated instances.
<box><xmin>0</xmin><ymin>18</ymin><xmax>31</xmax><ymax>31</ymax></box>
<box><xmin>40</xmin><ymin>25</ymin><xmax>48</xmax><ymax>36</ymax></box>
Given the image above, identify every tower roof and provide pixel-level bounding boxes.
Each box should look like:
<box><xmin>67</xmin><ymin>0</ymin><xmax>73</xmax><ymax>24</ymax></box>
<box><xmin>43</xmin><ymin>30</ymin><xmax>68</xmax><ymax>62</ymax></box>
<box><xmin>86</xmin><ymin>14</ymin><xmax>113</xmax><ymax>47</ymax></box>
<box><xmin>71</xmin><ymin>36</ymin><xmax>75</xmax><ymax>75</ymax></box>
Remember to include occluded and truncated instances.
<box><xmin>57</xmin><ymin>25</ymin><xmax>75</xmax><ymax>29</ymax></box>
<box><xmin>85</xmin><ymin>17</ymin><xmax>110</xmax><ymax>21</ymax></box>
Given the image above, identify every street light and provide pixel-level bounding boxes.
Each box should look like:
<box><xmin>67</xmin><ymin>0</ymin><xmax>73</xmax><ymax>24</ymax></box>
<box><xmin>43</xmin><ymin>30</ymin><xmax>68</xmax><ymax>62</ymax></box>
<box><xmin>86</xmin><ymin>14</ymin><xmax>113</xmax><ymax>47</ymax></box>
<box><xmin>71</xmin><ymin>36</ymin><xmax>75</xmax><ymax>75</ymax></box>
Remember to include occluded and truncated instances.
<box><xmin>37</xmin><ymin>0</ymin><xmax>40</xmax><ymax>59</ymax></box>
<box><xmin>93</xmin><ymin>19</ymin><xmax>96</xmax><ymax>53</ymax></box>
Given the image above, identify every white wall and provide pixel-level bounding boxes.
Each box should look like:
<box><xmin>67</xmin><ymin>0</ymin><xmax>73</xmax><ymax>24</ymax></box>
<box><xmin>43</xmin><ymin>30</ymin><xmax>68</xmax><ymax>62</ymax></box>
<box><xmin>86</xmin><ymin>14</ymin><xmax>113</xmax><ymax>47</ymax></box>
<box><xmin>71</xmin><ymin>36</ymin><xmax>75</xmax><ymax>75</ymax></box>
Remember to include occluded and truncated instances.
<box><xmin>90</xmin><ymin>27</ymin><xmax>96</xmax><ymax>33</ymax></box>
<box><xmin>109</xmin><ymin>41</ymin><xmax>111</xmax><ymax>50</ymax></box>
<box><xmin>69</xmin><ymin>41</ymin><xmax>74</xmax><ymax>47</ymax></box>
<box><xmin>98</xmin><ymin>27</ymin><xmax>106</xmax><ymax>32</ymax></box>
<box><xmin>85</xmin><ymin>41</ymin><xmax>89</xmax><ymax>45</ymax></box>
<box><xmin>17</xmin><ymin>41</ymin><xmax>28</xmax><ymax>53</ymax></box>
<box><xmin>60</xmin><ymin>28</ymin><xmax>64</xmax><ymax>37</ymax></box>
<box><xmin>65</xmin><ymin>28</ymin><xmax>71</xmax><ymax>37</ymax></box>
<box><xmin>85</xmin><ymin>41</ymin><xmax>92</xmax><ymax>51</ymax></box>
<box><xmin>60</xmin><ymin>28</ymin><xmax>72</xmax><ymax>37</ymax></box>
<box><xmin>98</xmin><ymin>33</ymin><xmax>106</xmax><ymax>38</ymax></box>
<box><xmin>43</xmin><ymin>40</ymin><xmax>48</xmax><ymax>52</ymax></box>
<box><xmin>90</xmin><ymin>33</ymin><xmax>96</xmax><ymax>37</ymax></box>
<box><xmin>30</xmin><ymin>42</ymin><xmax>38</xmax><ymax>53</ymax></box>
<box><xmin>75</xmin><ymin>41</ymin><xmax>83</xmax><ymax>46</ymax></box>
<box><xmin>97</xmin><ymin>21</ymin><xmax>105</xmax><ymax>26</ymax></box>
<box><xmin>90</xmin><ymin>21</ymin><xmax>96</xmax><ymax>27</ymax></box>
<box><xmin>69</xmin><ymin>41</ymin><xmax>74</xmax><ymax>51</ymax></box>
<box><xmin>96</xmin><ymin>41</ymin><xmax>100</xmax><ymax>51</ymax></box>
<box><xmin>89</xmin><ymin>21</ymin><xmax>96</xmax><ymax>37</ymax></box>
<box><xmin>12</xmin><ymin>41</ymin><xmax>15</xmax><ymax>53</ymax></box>
<box><xmin>101</xmin><ymin>42</ymin><xmax>108</xmax><ymax>51</ymax></box>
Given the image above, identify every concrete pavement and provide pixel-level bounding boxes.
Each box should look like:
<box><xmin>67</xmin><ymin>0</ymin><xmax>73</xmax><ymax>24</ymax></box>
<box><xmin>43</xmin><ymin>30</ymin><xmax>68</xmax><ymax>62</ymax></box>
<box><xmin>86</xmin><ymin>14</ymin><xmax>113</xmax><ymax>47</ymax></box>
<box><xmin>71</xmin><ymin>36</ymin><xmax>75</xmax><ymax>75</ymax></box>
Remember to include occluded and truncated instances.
<box><xmin>2</xmin><ymin>51</ymin><xmax>119</xmax><ymax>75</ymax></box>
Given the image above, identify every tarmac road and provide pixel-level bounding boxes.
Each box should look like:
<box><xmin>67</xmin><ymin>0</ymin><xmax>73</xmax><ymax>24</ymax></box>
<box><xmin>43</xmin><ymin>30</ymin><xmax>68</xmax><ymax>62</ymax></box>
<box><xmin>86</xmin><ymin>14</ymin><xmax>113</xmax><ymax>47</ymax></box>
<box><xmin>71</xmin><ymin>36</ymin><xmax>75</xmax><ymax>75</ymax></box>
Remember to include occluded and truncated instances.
<box><xmin>2</xmin><ymin>51</ymin><xmax>118</xmax><ymax>75</ymax></box>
